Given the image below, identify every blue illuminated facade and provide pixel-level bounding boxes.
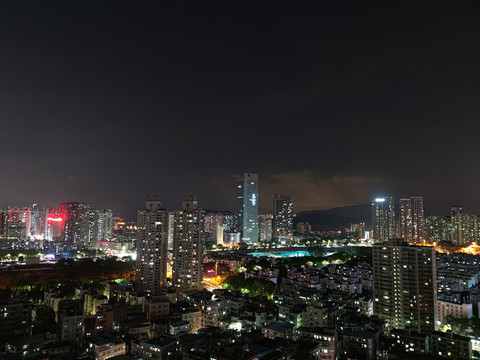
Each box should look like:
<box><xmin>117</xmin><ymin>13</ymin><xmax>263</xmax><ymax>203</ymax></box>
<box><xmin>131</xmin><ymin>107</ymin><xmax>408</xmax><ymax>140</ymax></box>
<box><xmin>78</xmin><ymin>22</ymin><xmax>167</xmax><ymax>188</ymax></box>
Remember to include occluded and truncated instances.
<box><xmin>237</xmin><ymin>173</ymin><xmax>258</xmax><ymax>243</ymax></box>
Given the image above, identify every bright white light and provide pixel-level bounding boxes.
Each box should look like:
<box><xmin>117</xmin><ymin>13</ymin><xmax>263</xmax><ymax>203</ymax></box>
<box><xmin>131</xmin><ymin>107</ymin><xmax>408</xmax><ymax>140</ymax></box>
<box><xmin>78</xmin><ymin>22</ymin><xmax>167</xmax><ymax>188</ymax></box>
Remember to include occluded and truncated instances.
<box><xmin>375</xmin><ymin>198</ymin><xmax>385</xmax><ymax>202</ymax></box>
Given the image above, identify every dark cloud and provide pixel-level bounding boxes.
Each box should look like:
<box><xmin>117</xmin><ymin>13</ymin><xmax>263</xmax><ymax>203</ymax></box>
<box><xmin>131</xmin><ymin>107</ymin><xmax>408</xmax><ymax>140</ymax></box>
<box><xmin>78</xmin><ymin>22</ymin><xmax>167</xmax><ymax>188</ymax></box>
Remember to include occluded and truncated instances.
<box><xmin>260</xmin><ymin>171</ymin><xmax>383</xmax><ymax>211</ymax></box>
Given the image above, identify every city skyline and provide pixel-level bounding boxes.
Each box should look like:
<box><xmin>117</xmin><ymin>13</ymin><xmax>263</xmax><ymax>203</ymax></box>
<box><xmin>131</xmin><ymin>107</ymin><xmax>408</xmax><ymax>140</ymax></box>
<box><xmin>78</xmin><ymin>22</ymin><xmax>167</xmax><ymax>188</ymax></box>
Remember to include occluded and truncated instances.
<box><xmin>2</xmin><ymin>189</ymin><xmax>480</xmax><ymax>220</ymax></box>
<box><xmin>2</xmin><ymin>2</ymin><xmax>480</xmax><ymax>359</ymax></box>
<box><xmin>1</xmin><ymin>2</ymin><xmax>480</xmax><ymax>215</ymax></box>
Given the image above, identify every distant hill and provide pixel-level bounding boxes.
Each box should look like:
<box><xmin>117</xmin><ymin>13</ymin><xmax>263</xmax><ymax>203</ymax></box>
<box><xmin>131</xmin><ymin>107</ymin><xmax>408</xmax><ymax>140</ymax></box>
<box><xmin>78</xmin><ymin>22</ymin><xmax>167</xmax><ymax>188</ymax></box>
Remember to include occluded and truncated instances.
<box><xmin>295</xmin><ymin>203</ymin><xmax>371</xmax><ymax>230</ymax></box>
<box><xmin>120</xmin><ymin>203</ymin><xmax>372</xmax><ymax>229</ymax></box>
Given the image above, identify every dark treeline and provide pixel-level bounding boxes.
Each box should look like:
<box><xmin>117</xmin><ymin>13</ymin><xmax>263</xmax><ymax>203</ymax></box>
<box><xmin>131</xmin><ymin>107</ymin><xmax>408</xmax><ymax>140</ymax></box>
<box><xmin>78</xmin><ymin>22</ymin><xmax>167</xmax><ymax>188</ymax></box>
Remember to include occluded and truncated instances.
<box><xmin>0</xmin><ymin>258</ymin><xmax>135</xmax><ymax>292</ymax></box>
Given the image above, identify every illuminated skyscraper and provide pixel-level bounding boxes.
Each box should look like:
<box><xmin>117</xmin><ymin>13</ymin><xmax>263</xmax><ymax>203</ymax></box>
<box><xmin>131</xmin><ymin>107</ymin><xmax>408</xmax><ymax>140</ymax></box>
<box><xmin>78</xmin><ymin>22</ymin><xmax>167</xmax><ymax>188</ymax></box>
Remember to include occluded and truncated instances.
<box><xmin>60</xmin><ymin>202</ymin><xmax>91</xmax><ymax>248</ymax></box>
<box><xmin>172</xmin><ymin>193</ymin><xmax>204</xmax><ymax>291</ymax></box>
<box><xmin>273</xmin><ymin>194</ymin><xmax>293</xmax><ymax>242</ymax></box>
<box><xmin>373</xmin><ymin>239</ymin><xmax>437</xmax><ymax>332</ymax></box>
<box><xmin>372</xmin><ymin>197</ymin><xmax>395</xmax><ymax>243</ymax></box>
<box><xmin>136</xmin><ymin>194</ymin><xmax>169</xmax><ymax>294</ymax></box>
<box><xmin>399</xmin><ymin>197</ymin><xmax>424</xmax><ymax>243</ymax></box>
<box><xmin>237</xmin><ymin>173</ymin><xmax>259</xmax><ymax>243</ymax></box>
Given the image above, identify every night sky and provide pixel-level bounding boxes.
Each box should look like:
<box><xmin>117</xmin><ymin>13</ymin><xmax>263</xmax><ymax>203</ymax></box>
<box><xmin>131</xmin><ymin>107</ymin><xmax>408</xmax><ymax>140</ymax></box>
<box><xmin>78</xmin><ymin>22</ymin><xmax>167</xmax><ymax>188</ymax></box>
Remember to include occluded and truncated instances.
<box><xmin>1</xmin><ymin>1</ymin><xmax>480</xmax><ymax>216</ymax></box>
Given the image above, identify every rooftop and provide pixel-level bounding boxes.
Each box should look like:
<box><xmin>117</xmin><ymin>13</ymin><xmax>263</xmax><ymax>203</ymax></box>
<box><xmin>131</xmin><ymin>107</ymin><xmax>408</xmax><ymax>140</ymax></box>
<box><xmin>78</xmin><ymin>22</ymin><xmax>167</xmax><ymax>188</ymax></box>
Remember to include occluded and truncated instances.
<box><xmin>263</xmin><ymin>321</ymin><xmax>295</xmax><ymax>333</ymax></box>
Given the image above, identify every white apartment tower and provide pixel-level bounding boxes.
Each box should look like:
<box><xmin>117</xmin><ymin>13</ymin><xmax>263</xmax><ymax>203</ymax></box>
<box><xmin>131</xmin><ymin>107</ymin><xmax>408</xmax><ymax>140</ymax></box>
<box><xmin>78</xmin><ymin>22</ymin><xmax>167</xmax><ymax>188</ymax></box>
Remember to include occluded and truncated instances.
<box><xmin>372</xmin><ymin>197</ymin><xmax>396</xmax><ymax>243</ymax></box>
<box><xmin>400</xmin><ymin>197</ymin><xmax>424</xmax><ymax>244</ymax></box>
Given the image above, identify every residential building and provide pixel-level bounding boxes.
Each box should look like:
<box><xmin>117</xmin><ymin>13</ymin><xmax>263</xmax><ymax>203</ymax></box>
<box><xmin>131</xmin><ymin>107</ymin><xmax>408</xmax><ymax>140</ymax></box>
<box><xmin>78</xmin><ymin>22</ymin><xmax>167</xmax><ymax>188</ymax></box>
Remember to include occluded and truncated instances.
<box><xmin>450</xmin><ymin>207</ymin><xmax>478</xmax><ymax>246</ymax></box>
<box><xmin>86</xmin><ymin>333</ymin><xmax>126</xmax><ymax>360</ymax></box>
<box><xmin>3</xmin><ymin>207</ymin><xmax>31</xmax><ymax>238</ymax></box>
<box><xmin>437</xmin><ymin>295</ymin><xmax>473</xmax><ymax>322</ymax></box>
<box><xmin>426</xmin><ymin>216</ymin><xmax>450</xmax><ymax>243</ymax></box>
<box><xmin>59</xmin><ymin>309</ymin><xmax>84</xmax><ymax>343</ymax></box>
<box><xmin>258</xmin><ymin>214</ymin><xmax>273</xmax><ymax>243</ymax></box>
<box><xmin>400</xmin><ymin>197</ymin><xmax>425</xmax><ymax>244</ymax></box>
<box><xmin>429</xmin><ymin>331</ymin><xmax>472</xmax><ymax>359</ymax></box>
<box><xmin>0</xmin><ymin>298</ymin><xmax>33</xmax><ymax>341</ymax></box>
<box><xmin>273</xmin><ymin>195</ymin><xmax>293</xmax><ymax>242</ymax></box>
<box><xmin>372</xmin><ymin>239</ymin><xmax>437</xmax><ymax>332</ymax></box>
<box><xmin>145</xmin><ymin>296</ymin><xmax>170</xmax><ymax>322</ymax></box>
<box><xmin>297</xmin><ymin>327</ymin><xmax>337</xmax><ymax>360</ymax></box>
<box><xmin>136</xmin><ymin>194</ymin><xmax>169</xmax><ymax>294</ymax></box>
<box><xmin>82</xmin><ymin>209</ymin><xmax>113</xmax><ymax>249</ymax></box>
<box><xmin>141</xmin><ymin>336</ymin><xmax>179</xmax><ymax>360</ymax></box>
<box><xmin>262</xmin><ymin>321</ymin><xmax>296</xmax><ymax>340</ymax></box>
<box><xmin>172</xmin><ymin>194</ymin><xmax>204</xmax><ymax>291</ymax></box>
<box><xmin>60</xmin><ymin>202</ymin><xmax>91</xmax><ymax>248</ymax></box>
<box><xmin>371</xmin><ymin>197</ymin><xmax>395</xmax><ymax>243</ymax></box>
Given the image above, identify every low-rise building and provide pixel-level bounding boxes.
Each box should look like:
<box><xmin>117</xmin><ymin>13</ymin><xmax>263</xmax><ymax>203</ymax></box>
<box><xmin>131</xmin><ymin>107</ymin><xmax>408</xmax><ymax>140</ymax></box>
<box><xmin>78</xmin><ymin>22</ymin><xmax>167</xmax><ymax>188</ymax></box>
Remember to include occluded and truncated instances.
<box><xmin>142</xmin><ymin>336</ymin><xmax>179</xmax><ymax>360</ymax></box>
<box><xmin>429</xmin><ymin>330</ymin><xmax>472</xmax><ymax>359</ymax></box>
<box><xmin>390</xmin><ymin>328</ymin><xmax>429</xmax><ymax>354</ymax></box>
<box><xmin>84</xmin><ymin>293</ymin><xmax>109</xmax><ymax>315</ymax></box>
<box><xmin>169</xmin><ymin>320</ymin><xmax>190</xmax><ymax>335</ymax></box>
<box><xmin>86</xmin><ymin>333</ymin><xmax>126</xmax><ymax>360</ymax></box>
<box><xmin>262</xmin><ymin>321</ymin><xmax>295</xmax><ymax>340</ymax></box>
<box><xmin>0</xmin><ymin>298</ymin><xmax>33</xmax><ymax>341</ymax></box>
<box><xmin>437</xmin><ymin>299</ymin><xmax>473</xmax><ymax>322</ymax></box>
<box><xmin>145</xmin><ymin>296</ymin><xmax>170</xmax><ymax>322</ymax></box>
<box><xmin>298</xmin><ymin>327</ymin><xmax>338</xmax><ymax>360</ymax></box>
<box><xmin>59</xmin><ymin>308</ymin><xmax>84</xmax><ymax>343</ymax></box>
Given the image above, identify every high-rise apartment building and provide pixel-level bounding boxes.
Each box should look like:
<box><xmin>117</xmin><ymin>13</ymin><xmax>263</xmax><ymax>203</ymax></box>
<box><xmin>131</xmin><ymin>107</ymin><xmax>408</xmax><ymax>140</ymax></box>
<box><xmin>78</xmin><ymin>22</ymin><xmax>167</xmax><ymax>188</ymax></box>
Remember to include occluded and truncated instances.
<box><xmin>350</xmin><ymin>223</ymin><xmax>366</xmax><ymax>239</ymax></box>
<box><xmin>60</xmin><ymin>202</ymin><xmax>91</xmax><ymax>248</ymax></box>
<box><xmin>411</xmin><ymin>197</ymin><xmax>425</xmax><ymax>243</ymax></box>
<box><xmin>136</xmin><ymin>194</ymin><xmax>169</xmax><ymax>294</ymax></box>
<box><xmin>0</xmin><ymin>210</ymin><xmax>7</xmax><ymax>237</ymax></box>
<box><xmin>399</xmin><ymin>197</ymin><xmax>424</xmax><ymax>243</ymax></box>
<box><xmin>221</xmin><ymin>212</ymin><xmax>237</xmax><ymax>233</ymax></box>
<box><xmin>297</xmin><ymin>222</ymin><xmax>312</xmax><ymax>235</ymax></box>
<box><xmin>30</xmin><ymin>204</ymin><xmax>45</xmax><ymax>238</ymax></box>
<box><xmin>425</xmin><ymin>216</ymin><xmax>451</xmax><ymax>243</ymax></box>
<box><xmin>81</xmin><ymin>209</ymin><xmax>113</xmax><ymax>249</ymax></box>
<box><xmin>258</xmin><ymin>214</ymin><xmax>273</xmax><ymax>243</ymax></box>
<box><xmin>203</xmin><ymin>213</ymin><xmax>224</xmax><ymax>234</ymax></box>
<box><xmin>399</xmin><ymin>199</ymin><xmax>412</xmax><ymax>242</ymax></box>
<box><xmin>372</xmin><ymin>197</ymin><xmax>396</xmax><ymax>243</ymax></box>
<box><xmin>273</xmin><ymin>195</ymin><xmax>293</xmax><ymax>242</ymax></box>
<box><xmin>3</xmin><ymin>207</ymin><xmax>31</xmax><ymax>238</ymax></box>
<box><xmin>100</xmin><ymin>209</ymin><xmax>113</xmax><ymax>242</ymax></box>
<box><xmin>46</xmin><ymin>208</ymin><xmax>62</xmax><ymax>242</ymax></box>
<box><xmin>450</xmin><ymin>206</ymin><xmax>478</xmax><ymax>246</ymax></box>
<box><xmin>204</xmin><ymin>212</ymin><xmax>238</xmax><ymax>235</ymax></box>
<box><xmin>373</xmin><ymin>239</ymin><xmax>437</xmax><ymax>333</ymax></box>
<box><xmin>237</xmin><ymin>173</ymin><xmax>259</xmax><ymax>243</ymax></box>
<box><xmin>172</xmin><ymin>194</ymin><xmax>204</xmax><ymax>291</ymax></box>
